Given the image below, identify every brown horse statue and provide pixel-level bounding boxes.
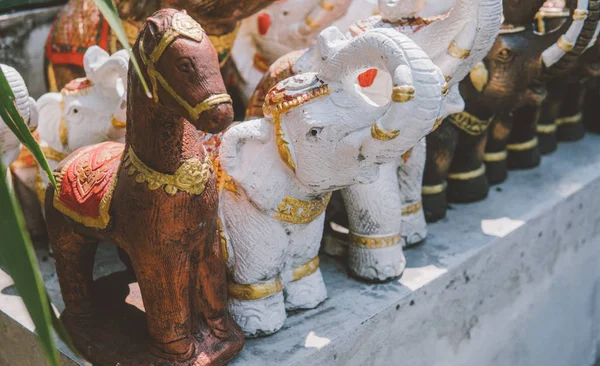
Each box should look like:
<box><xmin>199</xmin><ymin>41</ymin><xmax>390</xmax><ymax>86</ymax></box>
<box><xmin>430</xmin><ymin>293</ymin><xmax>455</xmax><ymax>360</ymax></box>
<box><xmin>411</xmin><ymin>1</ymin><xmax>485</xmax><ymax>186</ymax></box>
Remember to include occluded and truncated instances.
<box><xmin>44</xmin><ymin>9</ymin><xmax>244</xmax><ymax>365</ymax></box>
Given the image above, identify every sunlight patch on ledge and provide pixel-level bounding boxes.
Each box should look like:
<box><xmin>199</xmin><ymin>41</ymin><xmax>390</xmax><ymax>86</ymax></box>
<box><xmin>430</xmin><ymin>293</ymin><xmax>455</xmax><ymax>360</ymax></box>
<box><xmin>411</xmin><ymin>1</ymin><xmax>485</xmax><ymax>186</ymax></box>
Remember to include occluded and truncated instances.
<box><xmin>305</xmin><ymin>331</ymin><xmax>331</xmax><ymax>350</ymax></box>
<box><xmin>399</xmin><ymin>265</ymin><xmax>448</xmax><ymax>291</ymax></box>
<box><xmin>481</xmin><ymin>217</ymin><xmax>525</xmax><ymax>238</ymax></box>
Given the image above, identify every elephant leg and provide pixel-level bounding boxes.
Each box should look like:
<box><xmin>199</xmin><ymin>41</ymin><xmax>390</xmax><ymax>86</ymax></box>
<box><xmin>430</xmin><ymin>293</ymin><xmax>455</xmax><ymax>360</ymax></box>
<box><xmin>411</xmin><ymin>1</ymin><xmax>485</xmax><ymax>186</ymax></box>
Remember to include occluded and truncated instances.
<box><xmin>537</xmin><ymin>81</ymin><xmax>565</xmax><ymax>154</ymax></box>
<box><xmin>220</xmin><ymin>192</ymin><xmax>287</xmax><ymax>337</ymax></box>
<box><xmin>45</xmin><ymin>188</ymin><xmax>98</xmax><ymax>317</ymax></box>
<box><xmin>129</xmin><ymin>248</ymin><xmax>194</xmax><ymax>361</ymax></box>
<box><xmin>398</xmin><ymin>138</ymin><xmax>427</xmax><ymax>247</ymax></box>
<box><xmin>557</xmin><ymin>81</ymin><xmax>587</xmax><ymax>142</ymax></box>
<box><xmin>322</xmin><ymin>191</ymin><xmax>350</xmax><ymax>257</ymax></box>
<box><xmin>283</xmin><ymin>218</ymin><xmax>328</xmax><ymax>310</ymax></box>
<box><xmin>485</xmin><ymin>113</ymin><xmax>513</xmax><ymax>184</ymax></box>
<box><xmin>584</xmin><ymin>77</ymin><xmax>600</xmax><ymax>133</ymax></box>
<box><xmin>342</xmin><ymin>162</ymin><xmax>405</xmax><ymax>282</ymax></box>
<box><xmin>507</xmin><ymin>104</ymin><xmax>541</xmax><ymax>170</ymax></box>
<box><xmin>446</xmin><ymin>126</ymin><xmax>489</xmax><ymax>204</ymax></box>
<box><xmin>423</xmin><ymin>119</ymin><xmax>459</xmax><ymax>222</ymax></box>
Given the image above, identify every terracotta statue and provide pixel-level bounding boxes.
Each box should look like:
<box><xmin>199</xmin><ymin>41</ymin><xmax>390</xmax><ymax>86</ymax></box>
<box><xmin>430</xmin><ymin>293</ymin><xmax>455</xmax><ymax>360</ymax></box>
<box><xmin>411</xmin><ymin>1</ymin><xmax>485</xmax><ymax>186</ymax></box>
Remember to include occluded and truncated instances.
<box><xmin>214</xmin><ymin>27</ymin><xmax>448</xmax><ymax>336</ymax></box>
<box><xmin>246</xmin><ymin>0</ymin><xmax>502</xmax><ymax>280</ymax></box>
<box><xmin>422</xmin><ymin>0</ymin><xmax>599</xmax><ymax>221</ymax></box>
<box><xmin>1</xmin><ymin>64</ymin><xmax>38</xmax><ymax>179</ymax></box>
<box><xmin>45</xmin><ymin>0</ymin><xmax>277</xmax><ymax>91</ymax></box>
<box><xmin>45</xmin><ymin>10</ymin><xmax>243</xmax><ymax>364</ymax></box>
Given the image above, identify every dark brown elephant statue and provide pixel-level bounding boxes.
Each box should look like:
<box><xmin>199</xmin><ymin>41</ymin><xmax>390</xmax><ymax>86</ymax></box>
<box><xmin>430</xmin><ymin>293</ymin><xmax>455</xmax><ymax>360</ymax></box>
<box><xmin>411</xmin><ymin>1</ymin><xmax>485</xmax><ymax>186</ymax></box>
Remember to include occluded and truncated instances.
<box><xmin>422</xmin><ymin>0</ymin><xmax>599</xmax><ymax>222</ymax></box>
<box><xmin>537</xmin><ymin>36</ymin><xmax>600</xmax><ymax>153</ymax></box>
<box><xmin>44</xmin><ymin>0</ymin><xmax>276</xmax><ymax>91</ymax></box>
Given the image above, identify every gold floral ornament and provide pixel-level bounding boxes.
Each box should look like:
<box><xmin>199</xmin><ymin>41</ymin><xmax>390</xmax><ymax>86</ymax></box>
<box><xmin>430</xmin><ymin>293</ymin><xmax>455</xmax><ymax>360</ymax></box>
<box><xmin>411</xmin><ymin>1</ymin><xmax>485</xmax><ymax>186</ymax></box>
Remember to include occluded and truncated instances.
<box><xmin>123</xmin><ymin>146</ymin><xmax>213</xmax><ymax>196</ymax></box>
<box><xmin>263</xmin><ymin>73</ymin><xmax>331</xmax><ymax>172</ymax></box>
<box><xmin>447</xmin><ymin>111</ymin><xmax>492</xmax><ymax>136</ymax></box>
<box><xmin>208</xmin><ymin>24</ymin><xmax>240</xmax><ymax>67</ymax></box>
<box><xmin>275</xmin><ymin>193</ymin><xmax>332</xmax><ymax>224</ymax></box>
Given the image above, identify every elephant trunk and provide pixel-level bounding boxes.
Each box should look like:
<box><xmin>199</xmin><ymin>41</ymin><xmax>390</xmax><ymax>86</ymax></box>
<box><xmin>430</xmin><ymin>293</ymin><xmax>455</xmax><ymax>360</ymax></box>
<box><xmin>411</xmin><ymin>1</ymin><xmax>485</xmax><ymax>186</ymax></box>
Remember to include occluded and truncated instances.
<box><xmin>539</xmin><ymin>0</ymin><xmax>600</xmax><ymax>82</ymax></box>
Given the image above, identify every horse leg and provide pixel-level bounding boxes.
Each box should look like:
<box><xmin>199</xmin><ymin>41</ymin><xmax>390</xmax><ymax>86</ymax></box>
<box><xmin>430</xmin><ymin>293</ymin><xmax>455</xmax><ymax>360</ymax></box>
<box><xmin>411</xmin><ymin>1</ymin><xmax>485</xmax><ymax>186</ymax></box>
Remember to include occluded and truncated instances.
<box><xmin>191</xmin><ymin>226</ymin><xmax>229</xmax><ymax>338</ymax></box>
<box><xmin>129</xmin><ymin>247</ymin><xmax>194</xmax><ymax>361</ymax></box>
<box><xmin>342</xmin><ymin>162</ymin><xmax>406</xmax><ymax>282</ymax></box>
<box><xmin>45</xmin><ymin>187</ymin><xmax>98</xmax><ymax>316</ymax></box>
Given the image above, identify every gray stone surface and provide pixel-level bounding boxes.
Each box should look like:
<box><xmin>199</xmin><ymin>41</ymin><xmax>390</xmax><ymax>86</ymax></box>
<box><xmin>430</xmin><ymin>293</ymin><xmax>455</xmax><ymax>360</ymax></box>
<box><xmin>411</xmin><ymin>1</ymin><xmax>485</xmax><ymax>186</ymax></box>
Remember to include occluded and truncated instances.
<box><xmin>1</xmin><ymin>134</ymin><xmax>600</xmax><ymax>365</ymax></box>
<box><xmin>0</xmin><ymin>6</ymin><xmax>62</xmax><ymax>99</ymax></box>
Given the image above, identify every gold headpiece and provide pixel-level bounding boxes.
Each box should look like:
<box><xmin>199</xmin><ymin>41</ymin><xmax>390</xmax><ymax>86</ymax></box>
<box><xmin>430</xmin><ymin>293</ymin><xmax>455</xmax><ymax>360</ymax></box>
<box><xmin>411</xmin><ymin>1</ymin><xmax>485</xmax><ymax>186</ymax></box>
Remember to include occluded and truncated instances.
<box><xmin>262</xmin><ymin>73</ymin><xmax>331</xmax><ymax>172</ymax></box>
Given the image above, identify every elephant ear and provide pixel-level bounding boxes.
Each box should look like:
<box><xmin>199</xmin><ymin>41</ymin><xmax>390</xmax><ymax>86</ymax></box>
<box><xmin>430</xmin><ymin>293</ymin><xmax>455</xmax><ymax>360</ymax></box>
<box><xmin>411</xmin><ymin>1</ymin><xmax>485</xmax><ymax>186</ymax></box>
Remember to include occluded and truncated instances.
<box><xmin>219</xmin><ymin>119</ymin><xmax>272</xmax><ymax>184</ymax></box>
<box><xmin>36</xmin><ymin>92</ymin><xmax>64</xmax><ymax>148</ymax></box>
<box><xmin>84</xmin><ymin>46</ymin><xmax>130</xmax><ymax>93</ymax></box>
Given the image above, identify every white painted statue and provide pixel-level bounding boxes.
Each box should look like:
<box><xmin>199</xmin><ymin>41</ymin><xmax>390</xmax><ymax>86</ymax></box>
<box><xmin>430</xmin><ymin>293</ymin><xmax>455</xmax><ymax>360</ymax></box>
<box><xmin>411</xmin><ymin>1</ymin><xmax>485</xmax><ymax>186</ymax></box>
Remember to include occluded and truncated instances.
<box><xmin>246</xmin><ymin>0</ymin><xmax>502</xmax><ymax>282</ymax></box>
<box><xmin>215</xmin><ymin>27</ymin><xmax>448</xmax><ymax>336</ymax></box>
<box><xmin>232</xmin><ymin>0</ymin><xmax>379</xmax><ymax>105</ymax></box>
<box><xmin>12</xmin><ymin>46</ymin><xmax>129</xmax><ymax>205</ymax></box>
<box><xmin>0</xmin><ymin>64</ymin><xmax>38</xmax><ymax>176</ymax></box>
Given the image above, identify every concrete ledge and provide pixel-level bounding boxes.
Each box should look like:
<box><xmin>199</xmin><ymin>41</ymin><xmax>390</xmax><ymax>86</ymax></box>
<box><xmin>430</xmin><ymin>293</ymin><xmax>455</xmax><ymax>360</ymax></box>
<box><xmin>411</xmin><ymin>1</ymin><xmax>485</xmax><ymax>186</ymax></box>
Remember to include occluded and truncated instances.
<box><xmin>2</xmin><ymin>134</ymin><xmax>600</xmax><ymax>365</ymax></box>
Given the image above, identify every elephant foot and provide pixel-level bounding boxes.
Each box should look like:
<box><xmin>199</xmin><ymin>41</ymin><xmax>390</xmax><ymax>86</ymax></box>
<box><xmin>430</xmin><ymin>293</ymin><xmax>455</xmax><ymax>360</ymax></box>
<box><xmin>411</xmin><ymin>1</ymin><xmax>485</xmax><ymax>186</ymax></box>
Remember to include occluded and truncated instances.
<box><xmin>422</xmin><ymin>187</ymin><xmax>447</xmax><ymax>223</ymax></box>
<box><xmin>401</xmin><ymin>202</ymin><xmax>427</xmax><ymax>247</ymax></box>
<box><xmin>446</xmin><ymin>169</ymin><xmax>489</xmax><ymax>204</ymax></box>
<box><xmin>228</xmin><ymin>290</ymin><xmax>286</xmax><ymax>337</ymax></box>
<box><xmin>507</xmin><ymin>144</ymin><xmax>541</xmax><ymax>170</ymax></box>
<box><xmin>322</xmin><ymin>221</ymin><xmax>349</xmax><ymax>257</ymax></box>
<box><xmin>284</xmin><ymin>268</ymin><xmax>327</xmax><ymax>311</ymax></box>
<box><xmin>537</xmin><ymin>126</ymin><xmax>558</xmax><ymax>155</ymax></box>
<box><xmin>348</xmin><ymin>237</ymin><xmax>406</xmax><ymax>282</ymax></box>
<box><xmin>557</xmin><ymin>120</ymin><xmax>585</xmax><ymax>142</ymax></box>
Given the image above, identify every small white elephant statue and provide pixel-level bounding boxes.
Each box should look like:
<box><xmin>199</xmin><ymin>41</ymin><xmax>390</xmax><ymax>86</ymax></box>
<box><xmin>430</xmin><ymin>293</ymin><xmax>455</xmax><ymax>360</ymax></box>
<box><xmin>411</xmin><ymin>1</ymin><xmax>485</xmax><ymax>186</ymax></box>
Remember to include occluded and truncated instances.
<box><xmin>217</xmin><ymin>27</ymin><xmax>447</xmax><ymax>336</ymax></box>
<box><xmin>246</xmin><ymin>0</ymin><xmax>502</xmax><ymax>280</ymax></box>
<box><xmin>232</xmin><ymin>0</ymin><xmax>378</xmax><ymax>104</ymax></box>
<box><xmin>0</xmin><ymin>64</ymin><xmax>38</xmax><ymax>173</ymax></box>
<box><xmin>13</xmin><ymin>46</ymin><xmax>129</xmax><ymax>205</ymax></box>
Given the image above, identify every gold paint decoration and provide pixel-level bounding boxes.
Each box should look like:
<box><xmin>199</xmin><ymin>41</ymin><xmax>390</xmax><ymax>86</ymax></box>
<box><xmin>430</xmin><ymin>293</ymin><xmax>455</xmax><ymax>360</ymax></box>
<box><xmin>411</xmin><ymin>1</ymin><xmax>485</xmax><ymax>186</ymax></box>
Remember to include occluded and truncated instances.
<box><xmin>349</xmin><ymin>232</ymin><xmax>402</xmax><ymax>248</ymax></box>
<box><xmin>274</xmin><ymin>193</ymin><xmax>332</xmax><ymax>224</ymax></box>
<box><xmin>447</xmin><ymin>165</ymin><xmax>486</xmax><ymax>180</ymax></box>
<box><xmin>573</xmin><ymin>9</ymin><xmax>589</xmax><ymax>20</ymax></box>
<box><xmin>507</xmin><ymin>137</ymin><xmax>538</xmax><ymax>151</ymax></box>
<box><xmin>123</xmin><ymin>146</ymin><xmax>212</xmax><ymax>196</ymax></box>
<box><xmin>447</xmin><ymin>111</ymin><xmax>491</xmax><ymax>136</ymax></box>
<box><xmin>292</xmin><ymin>257</ymin><xmax>320</xmax><ymax>281</ymax></box>
<box><xmin>422</xmin><ymin>182</ymin><xmax>446</xmax><ymax>195</ymax></box>
<box><xmin>320</xmin><ymin>0</ymin><xmax>334</xmax><ymax>10</ymax></box>
<box><xmin>556</xmin><ymin>113</ymin><xmax>582</xmax><ymax>126</ymax></box>
<box><xmin>110</xmin><ymin>115</ymin><xmax>126</xmax><ymax>129</ymax></box>
<box><xmin>498</xmin><ymin>24</ymin><xmax>526</xmax><ymax>34</ymax></box>
<box><xmin>536</xmin><ymin>124</ymin><xmax>557</xmax><ymax>134</ymax></box>
<box><xmin>483</xmin><ymin>150</ymin><xmax>507</xmax><ymax>162</ymax></box>
<box><xmin>431</xmin><ymin>118</ymin><xmax>443</xmax><ymax>132</ymax></box>
<box><xmin>402</xmin><ymin>201</ymin><xmax>422</xmax><ymax>216</ymax></box>
<box><xmin>557</xmin><ymin>36</ymin><xmax>575</xmax><ymax>52</ymax></box>
<box><xmin>42</xmin><ymin>145</ymin><xmax>68</xmax><ymax>162</ymax></box>
<box><xmin>305</xmin><ymin>15</ymin><xmax>319</xmax><ymax>29</ymax></box>
<box><xmin>208</xmin><ymin>23</ymin><xmax>240</xmax><ymax>67</ymax></box>
<box><xmin>228</xmin><ymin>277</ymin><xmax>284</xmax><ymax>301</ymax></box>
<box><xmin>371</xmin><ymin>122</ymin><xmax>400</xmax><ymax>141</ymax></box>
<box><xmin>391</xmin><ymin>85</ymin><xmax>415</xmax><ymax>103</ymax></box>
<box><xmin>448</xmin><ymin>40</ymin><xmax>471</xmax><ymax>59</ymax></box>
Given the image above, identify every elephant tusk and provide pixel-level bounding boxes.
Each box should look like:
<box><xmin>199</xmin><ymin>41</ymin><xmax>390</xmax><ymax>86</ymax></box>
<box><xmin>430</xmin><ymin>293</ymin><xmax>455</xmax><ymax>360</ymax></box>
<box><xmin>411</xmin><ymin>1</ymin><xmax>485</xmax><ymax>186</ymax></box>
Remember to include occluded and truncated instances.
<box><xmin>111</xmin><ymin>115</ymin><xmax>127</xmax><ymax>129</ymax></box>
<box><xmin>469</xmin><ymin>61</ymin><xmax>489</xmax><ymax>93</ymax></box>
<box><xmin>391</xmin><ymin>85</ymin><xmax>415</xmax><ymax>103</ymax></box>
<box><xmin>371</xmin><ymin>122</ymin><xmax>400</xmax><ymax>141</ymax></box>
<box><xmin>447</xmin><ymin>40</ymin><xmax>471</xmax><ymax>59</ymax></box>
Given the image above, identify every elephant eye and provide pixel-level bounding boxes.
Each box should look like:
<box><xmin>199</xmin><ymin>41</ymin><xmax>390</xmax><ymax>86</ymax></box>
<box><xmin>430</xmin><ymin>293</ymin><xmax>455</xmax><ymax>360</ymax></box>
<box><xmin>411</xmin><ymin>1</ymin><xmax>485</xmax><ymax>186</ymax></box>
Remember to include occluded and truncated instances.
<box><xmin>73</xmin><ymin>108</ymin><xmax>79</xmax><ymax>114</ymax></box>
<box><xmin>497</xmin><ymin>48</ymin><xmax>513</xmax><ymax>61</ymax></box>
<box><xmin>307</xmin><ymin>127</ymin><xmax>323</xmax><ymax>138</ymax></box>
<box><xmin>177</xmin><ymin>58</ymin><xmax>194</xmax><ymax>73</ymax></box>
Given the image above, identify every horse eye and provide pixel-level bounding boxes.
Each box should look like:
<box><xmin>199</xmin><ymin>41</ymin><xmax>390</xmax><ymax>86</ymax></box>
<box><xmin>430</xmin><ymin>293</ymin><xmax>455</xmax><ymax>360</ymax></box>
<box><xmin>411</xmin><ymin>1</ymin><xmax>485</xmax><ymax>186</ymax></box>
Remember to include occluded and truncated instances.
<box><xmin>177</xmin><ymin>59</ymin><xmax>193</xmax><ymax>73</ymax></box>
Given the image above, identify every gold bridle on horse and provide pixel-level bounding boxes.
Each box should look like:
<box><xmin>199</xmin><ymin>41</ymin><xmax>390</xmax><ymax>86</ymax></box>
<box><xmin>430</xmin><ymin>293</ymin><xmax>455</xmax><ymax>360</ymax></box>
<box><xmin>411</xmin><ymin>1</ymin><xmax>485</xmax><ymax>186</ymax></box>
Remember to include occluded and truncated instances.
<box><xmin>138</xmin><ymin>12</ymin><xmax>232</xmax><ymax>120</ymax></box>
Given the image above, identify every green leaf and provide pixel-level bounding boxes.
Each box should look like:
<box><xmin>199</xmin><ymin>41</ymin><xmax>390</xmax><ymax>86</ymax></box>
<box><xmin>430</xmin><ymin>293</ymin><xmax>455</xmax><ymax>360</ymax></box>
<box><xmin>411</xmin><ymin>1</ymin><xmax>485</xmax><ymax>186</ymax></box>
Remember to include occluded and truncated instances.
<box><xmin>0</xmin><ymin>67</ymin><xmax>56</xmax><ymax>189</ymax></box>
<box><xmin>91</xmin><ymin>0</ymin><xmax>152</xmax><ymax>98</ymax></box>
<box><xmin>0</xmin><ymin>158</ymin><xmax>59</xmax><ymax>366</ymax></box>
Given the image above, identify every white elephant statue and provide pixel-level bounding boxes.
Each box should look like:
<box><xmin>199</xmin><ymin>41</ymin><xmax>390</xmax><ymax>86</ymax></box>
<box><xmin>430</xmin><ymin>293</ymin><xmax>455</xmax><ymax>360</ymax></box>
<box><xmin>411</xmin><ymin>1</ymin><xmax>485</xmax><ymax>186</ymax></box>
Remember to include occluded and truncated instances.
<box><xmin>215</xmin><ymin>27</ymin><xmax>447</xmax><ymax>336</ymax></box>
<box><xmin>0</xmin><ymin>64</ymin><xmax>38</xmax><ymax>175</ymax></box>
<box><xmin>245</xmin><ymin>0</ymin><xmax>502</xmax><ymax>280</ymax></box>
<box><xmin>232</xmin><ymin>0</ymin><xmax>379</xmax><ymax>105</ymax></box>
<box><xmin>12</xmin><ymin>46</ymin><xmax>129</xmax><ymax>206</ymax></box>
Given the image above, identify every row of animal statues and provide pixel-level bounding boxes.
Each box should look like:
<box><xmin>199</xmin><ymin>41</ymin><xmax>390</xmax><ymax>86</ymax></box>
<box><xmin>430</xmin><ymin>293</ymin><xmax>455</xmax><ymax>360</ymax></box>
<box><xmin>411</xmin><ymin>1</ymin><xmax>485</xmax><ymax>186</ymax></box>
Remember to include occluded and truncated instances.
<box><xmin>1</xmin><ymin>0</ymin><xmax>600</xmax><ymax>364</ymax></box>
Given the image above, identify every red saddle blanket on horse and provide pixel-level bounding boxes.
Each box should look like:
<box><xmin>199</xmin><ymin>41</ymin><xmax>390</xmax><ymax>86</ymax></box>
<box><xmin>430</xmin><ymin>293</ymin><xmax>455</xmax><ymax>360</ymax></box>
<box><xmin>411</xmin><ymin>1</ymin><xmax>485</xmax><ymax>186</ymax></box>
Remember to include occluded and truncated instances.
<box><xmin>53</xmin><ymin>142</ymin><xmax>123</xmax><ymax>229</ymax></box>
